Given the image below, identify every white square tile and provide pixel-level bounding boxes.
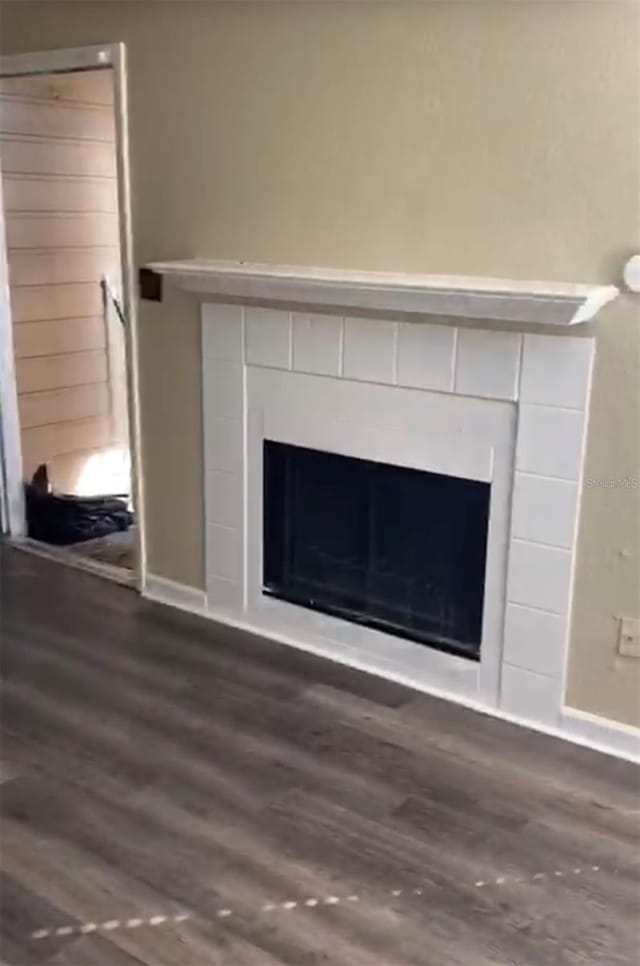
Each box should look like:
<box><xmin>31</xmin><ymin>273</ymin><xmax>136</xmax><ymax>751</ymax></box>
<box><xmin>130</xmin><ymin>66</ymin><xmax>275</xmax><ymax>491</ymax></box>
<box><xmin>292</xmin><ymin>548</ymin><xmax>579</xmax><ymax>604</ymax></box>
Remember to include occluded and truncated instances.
<box><xmin>245</xmin><ymin>307</ymin><xmax>291</xmax><ymax>369</ymax></box>
<box><xmin>202</xmin><ymin>303</ymin><xmax>243</xmax><ymax>361</ymax></box>
<box><xmin>500</xmin><ymin>664</ymin><xmax>561</xmax><ymax>725</ymax></box>
<box><xmin>520</xmin><ymin>334</ymin><xmax>594</xmax><ymax>409</ymax></box>
<box><xmin>203</xmin><ymin>361</ymin><xmax>243</xmax><ymax>420</ymax></box>
<box><xmin>207</xmin><ymin>470</ymin><xmax>242</xmax><ymax>528</ymax></box>
<box><xmin>506</xmin><ymin>539</ymin><xmax>573</xmax><ymax>615</ymax></box>
<box><xmin>292</xmin><ymin>313</ymin><xmax>342</xmax><ymax>376</ymax></box>
<box><xmin>205</xmin><ymin>417</ymin><xmax>242</xmax><ymax>474</ymax></box>
<box><xmin>511</xmin><ymin>472</ymin><xmax>578</xmax><ymax>549</ymax></box>
<box><xmin>454</xmin><ymin>329</ymin><xmax>522</xmax><ymax>400</ymax></box>
<box><xmin>516</xmin><ymin>404</ymin><xmax>585</xmax><ymax>480</ymax></box>
<box><xmin>503</xmin><ymin>602</ymin><xmax>567</xmax><ymax>678</ymax></box>
<box><xmin>396</xmin><ymin>323</ymin><xmax>456</xmax><ymax>392</ymax></box>
<box><xmin>206</xmin><ymin>524</ymin><xmax>242</xmax><ymax>583</ymax></box>
<box><xmin>343</xmin><ymin>317</ymin><xmax>396</xmax><ymax>384</ymax></box>
<box><xmin>207</xmin><ymin>576</ymin><xmax>242</xmax><ymax>612</ymax></box>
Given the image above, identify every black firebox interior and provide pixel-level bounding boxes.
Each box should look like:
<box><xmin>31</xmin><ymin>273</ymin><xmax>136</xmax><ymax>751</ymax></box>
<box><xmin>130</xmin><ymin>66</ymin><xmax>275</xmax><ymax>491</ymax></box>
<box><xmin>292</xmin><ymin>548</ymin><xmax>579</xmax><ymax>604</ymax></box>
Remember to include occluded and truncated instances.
<box><xmin>263</xmin><ymin>441</ymin><xmax>490</xmax><ymax>661</ymax></box>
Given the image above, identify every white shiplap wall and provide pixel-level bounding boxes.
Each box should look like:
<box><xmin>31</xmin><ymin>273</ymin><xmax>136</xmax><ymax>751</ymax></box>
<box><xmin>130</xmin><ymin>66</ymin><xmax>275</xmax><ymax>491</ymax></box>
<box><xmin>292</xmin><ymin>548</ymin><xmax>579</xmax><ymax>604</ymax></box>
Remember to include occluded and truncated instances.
<box><xmin>0</xmin><ymin>69</ymin><xmax>128</xmax><ymax>494</ymax></box>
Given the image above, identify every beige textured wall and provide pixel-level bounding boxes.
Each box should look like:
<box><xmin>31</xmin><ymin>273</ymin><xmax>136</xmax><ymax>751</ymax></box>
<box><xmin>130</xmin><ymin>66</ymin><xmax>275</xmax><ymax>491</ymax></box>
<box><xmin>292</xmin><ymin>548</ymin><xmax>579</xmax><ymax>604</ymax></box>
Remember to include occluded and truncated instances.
<box><xmin>1</xmin><ymin>1</ymin><xmax>639</xmax><ymax>726</ymax></box>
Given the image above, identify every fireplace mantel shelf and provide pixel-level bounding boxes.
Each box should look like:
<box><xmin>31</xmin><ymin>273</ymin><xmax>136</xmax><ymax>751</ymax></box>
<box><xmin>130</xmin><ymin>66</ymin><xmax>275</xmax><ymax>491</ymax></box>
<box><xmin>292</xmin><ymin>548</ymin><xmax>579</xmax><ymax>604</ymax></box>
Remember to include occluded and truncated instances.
<box><xmin>148</xmin><ymin>258</ymin><xmax>618</xmax><ymax>327</ymax></box>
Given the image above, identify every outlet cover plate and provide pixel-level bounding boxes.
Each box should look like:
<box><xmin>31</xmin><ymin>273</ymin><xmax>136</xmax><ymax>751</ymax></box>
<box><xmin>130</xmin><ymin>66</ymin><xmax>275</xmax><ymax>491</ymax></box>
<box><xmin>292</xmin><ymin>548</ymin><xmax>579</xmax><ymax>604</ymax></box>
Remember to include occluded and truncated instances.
<box><xmin>617</xmin><ymin>617</ymin><xmax>640</xmax><ymax>658</ymax></box>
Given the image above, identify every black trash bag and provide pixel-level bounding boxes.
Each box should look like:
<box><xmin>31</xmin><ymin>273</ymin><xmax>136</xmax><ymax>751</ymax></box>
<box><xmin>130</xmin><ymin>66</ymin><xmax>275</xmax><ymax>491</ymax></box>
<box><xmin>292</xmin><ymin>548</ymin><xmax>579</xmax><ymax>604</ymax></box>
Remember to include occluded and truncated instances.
<box><xmin>25</xmin><ymin>464</ymin><xmax>133</xmax><ymax>546</ymax></box>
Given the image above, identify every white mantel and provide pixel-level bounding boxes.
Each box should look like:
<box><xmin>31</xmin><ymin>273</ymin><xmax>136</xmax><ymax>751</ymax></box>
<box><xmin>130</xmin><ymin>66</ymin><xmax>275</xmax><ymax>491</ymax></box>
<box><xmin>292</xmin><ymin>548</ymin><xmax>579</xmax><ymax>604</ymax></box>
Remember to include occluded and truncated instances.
<box><xmin>148</xmin><ymin>258</ymin><xmax>618</xmax><ymax>327</ymax></box>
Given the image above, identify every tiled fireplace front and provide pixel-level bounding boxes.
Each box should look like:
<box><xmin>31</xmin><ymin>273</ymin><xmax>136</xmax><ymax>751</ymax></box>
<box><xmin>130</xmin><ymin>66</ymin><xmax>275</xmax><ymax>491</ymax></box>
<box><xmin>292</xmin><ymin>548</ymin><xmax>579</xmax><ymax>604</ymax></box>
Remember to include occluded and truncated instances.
<box><xmin>201</xmin><ymin>304</ymin><xmax>594</xmax><ymax>730</ymax></box>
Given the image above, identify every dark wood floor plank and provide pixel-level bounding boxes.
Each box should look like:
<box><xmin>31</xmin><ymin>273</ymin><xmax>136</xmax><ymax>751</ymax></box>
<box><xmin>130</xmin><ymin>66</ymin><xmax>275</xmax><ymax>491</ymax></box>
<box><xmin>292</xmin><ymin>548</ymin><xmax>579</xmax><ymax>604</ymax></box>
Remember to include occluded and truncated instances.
<box><xmin>1</xmin><ymin>544</ymin><xmax>639</xmax><ymax>965</ymax></box>
<box><xmin>301</xmin><ymin>682</ymin><xmax>640</xmax><ymax>837</ymax></box>
<box><xmin>48</xmin><ymin>936</ymin><xmax>148</xmax><ymax>966</ymax></box>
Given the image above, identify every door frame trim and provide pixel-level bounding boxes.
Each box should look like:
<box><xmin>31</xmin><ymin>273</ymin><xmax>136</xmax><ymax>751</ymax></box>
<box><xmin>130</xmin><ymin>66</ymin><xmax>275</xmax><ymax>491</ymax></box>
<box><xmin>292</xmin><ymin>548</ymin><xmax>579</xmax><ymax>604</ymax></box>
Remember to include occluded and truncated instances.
<box><xmin>0</xmin><ymin>43</ymin><xmax>146</xmax><ymax>589</ymax></box>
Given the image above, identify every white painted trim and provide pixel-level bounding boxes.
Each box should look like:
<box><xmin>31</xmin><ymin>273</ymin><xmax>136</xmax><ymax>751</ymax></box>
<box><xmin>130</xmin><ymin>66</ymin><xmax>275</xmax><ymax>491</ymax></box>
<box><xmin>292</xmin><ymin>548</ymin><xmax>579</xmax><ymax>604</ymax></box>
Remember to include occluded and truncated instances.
<box><xmin>0</xmin><ymin>177</ymin><xmax>24</xmax><ymax>536</ymax></box>
<box><xmin>110</xmin><ymin>43</ymin><xmax>146</xmax><ymax>592</ymax></box>
<box><xmin>149</xmin><ymin>258</ymin><xmax>618</xmax><ymax>327</ymax></box>
<box><xmin>0</xmin><ymin>44</ymin><xmax>117</xmax><ymax>76</ymax></box>
<box><xmin>560</xmin><ymin>706</ymin><xmax>640</xmax><ymax>763</ymax></box>
<box><xmin>143</xmin><ymin>573</ymin><xmax>207</xmax><ymax>615</ymax></box>
<box><xmin>0</xmin><ymin>43</ymin><xmax>146</xmax><ymax>590</ymax></box>
<box><xmin>140</xmin><ymin>577</ymin><xmax>640</xmax><ymax>764</ymax></box>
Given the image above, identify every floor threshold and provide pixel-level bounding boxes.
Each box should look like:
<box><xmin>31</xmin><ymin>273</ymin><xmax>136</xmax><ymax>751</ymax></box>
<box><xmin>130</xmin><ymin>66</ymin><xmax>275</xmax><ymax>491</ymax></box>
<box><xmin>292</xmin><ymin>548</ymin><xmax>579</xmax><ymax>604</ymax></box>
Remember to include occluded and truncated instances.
<box><xmin>5</xmin><ymin>535</ymin><xmax>136</xmax><ymax>588</ymax></box>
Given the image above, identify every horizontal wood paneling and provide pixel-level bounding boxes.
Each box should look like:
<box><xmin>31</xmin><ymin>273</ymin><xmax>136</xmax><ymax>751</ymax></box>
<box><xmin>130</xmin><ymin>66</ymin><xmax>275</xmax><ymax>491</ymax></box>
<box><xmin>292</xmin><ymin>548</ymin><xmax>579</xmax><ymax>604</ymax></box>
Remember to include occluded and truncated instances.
<box><xmin>2</xmin><ymin>69</ymin><xmax>127</xmax><ymax>496</ymax></box>
<box><xmin>16</xmin><ymin>350</ymin><xmax>107</xmax><ymax>394</ymax></box>
<box><xmin>3</xmin><ymin>176</ymin><xmax>118</xmax><ymax>213</ymax></box>
<box><xmin>8</xmin><ymin>249</ymin><xmax>119</xmax><ymax>287</ymax></box>
<box><xmin>6</xmin><ymin>212</ymin><xmax>120</xmax><ymax>250</ymax></box>
<box><xmin>18</xmin><ymin>382</ymin><xmax>109</xmax><ymax>429</ymax></box>
<box><xmin>1</xmin><ymin>136</ymin><xmax>117</xmax><ymax>178</ymax></box>
<box><xmin>21</xmin><ymin>416</ymin><xmax>111</xmax><ymax>475</ymax></box>
<box><xmin>11</xmin><ymin>282</ymin><xmax>103</xmax><ymax>323</ymax></box>
<box><xmin>0</xmin><ymin>70</ymin><xmax>113</xmax><ymax>106</ymax></box>
<box><xmin>0</xmin><ymin>97</ymin><xmax>115</xmax><ymax>141</ymax></box>
<box><xmin>13</xmin><ymin>317</ymin><xmax>106</xmax><ymax>359</ymax></box>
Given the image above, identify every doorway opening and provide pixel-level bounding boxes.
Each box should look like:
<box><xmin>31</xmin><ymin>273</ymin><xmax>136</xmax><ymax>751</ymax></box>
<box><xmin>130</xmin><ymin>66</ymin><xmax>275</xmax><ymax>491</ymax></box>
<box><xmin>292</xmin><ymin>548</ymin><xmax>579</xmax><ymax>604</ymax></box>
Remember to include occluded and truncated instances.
<box><xmin>0</xmin><ymin>45</ymin><xmax>143</xmax><ymax>587</ymax></box>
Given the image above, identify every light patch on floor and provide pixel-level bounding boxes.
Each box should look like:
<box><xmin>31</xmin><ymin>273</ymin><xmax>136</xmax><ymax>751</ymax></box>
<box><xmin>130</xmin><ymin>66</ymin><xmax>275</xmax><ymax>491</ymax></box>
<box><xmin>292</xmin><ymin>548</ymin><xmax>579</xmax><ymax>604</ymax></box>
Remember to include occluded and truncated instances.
<box><xmin>28</xmin><ymin>863</ymin><xmax>605</xmax><ymax>941</ymax></box>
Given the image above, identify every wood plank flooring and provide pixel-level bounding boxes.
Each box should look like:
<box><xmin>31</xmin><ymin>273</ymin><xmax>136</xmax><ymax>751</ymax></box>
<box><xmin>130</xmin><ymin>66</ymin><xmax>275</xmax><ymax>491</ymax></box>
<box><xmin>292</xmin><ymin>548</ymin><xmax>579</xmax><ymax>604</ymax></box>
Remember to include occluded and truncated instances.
<box><xmin>1</xmin><ymin>545</ymin><xmax>638</xmax><ymax>965</ymax></box>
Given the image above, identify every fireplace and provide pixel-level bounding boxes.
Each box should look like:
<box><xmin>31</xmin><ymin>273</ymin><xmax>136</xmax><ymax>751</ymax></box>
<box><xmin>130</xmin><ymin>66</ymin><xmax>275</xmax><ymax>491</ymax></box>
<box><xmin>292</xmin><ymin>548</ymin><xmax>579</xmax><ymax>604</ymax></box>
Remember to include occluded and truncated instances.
<box><xmin>144</xmin><ymin>259</ymin><xmax>631</xmax><ymax>754</ymax></box>
<box><xmin>172</xmin><ymin>271</ymin><xmax>599</xmax><ymax>742</ymax></box>
<box><xmin>263</xmin><ymin>440</ymin><xmax>490</xmax><ymax>660</ymax></box>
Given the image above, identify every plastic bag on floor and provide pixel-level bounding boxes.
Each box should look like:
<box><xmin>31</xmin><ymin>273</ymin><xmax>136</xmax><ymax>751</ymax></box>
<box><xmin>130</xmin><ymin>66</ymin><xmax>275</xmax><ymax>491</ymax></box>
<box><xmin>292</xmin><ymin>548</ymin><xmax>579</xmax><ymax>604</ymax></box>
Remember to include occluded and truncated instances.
<box><xmin>25</xmin><ymin>464</ymin><xmax>133</xmax><ymax>546</ymax></box>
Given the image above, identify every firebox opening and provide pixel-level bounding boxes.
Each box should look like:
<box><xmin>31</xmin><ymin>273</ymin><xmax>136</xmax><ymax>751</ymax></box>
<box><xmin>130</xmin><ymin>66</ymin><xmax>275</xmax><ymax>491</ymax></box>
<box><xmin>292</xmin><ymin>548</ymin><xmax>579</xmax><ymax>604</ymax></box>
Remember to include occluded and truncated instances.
<box><xmin>262</xmin><ymin>440</ymin><xmax>490</xmax><ymax>661</ymax></box>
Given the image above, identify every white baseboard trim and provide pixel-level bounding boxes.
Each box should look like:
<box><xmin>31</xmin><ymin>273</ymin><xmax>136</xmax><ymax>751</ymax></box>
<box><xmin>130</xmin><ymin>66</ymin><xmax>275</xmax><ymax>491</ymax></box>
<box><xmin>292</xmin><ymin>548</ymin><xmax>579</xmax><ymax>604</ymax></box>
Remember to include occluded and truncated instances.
<box><xmin>141</xmin><ymin>577</ymin><xmax>640</xmax><ymax>765</ymax></box>
<box><xmin>559</xmin><ymin>706</ymin><xmax>640</xmax><ymax>763</ymax></box>
<box><xmin>142</xmin><ymin>573</ymin><xmax>207</xmax><ymax>615</ymax></box>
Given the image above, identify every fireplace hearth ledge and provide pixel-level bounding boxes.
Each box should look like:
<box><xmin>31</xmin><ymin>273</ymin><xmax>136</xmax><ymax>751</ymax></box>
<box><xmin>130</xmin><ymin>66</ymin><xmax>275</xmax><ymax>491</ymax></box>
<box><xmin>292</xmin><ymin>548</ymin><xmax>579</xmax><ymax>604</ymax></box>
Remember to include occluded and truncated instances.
<box><xmin>148</xmin><ymin>258</ymin><xmax>618</xmax><ymax>327</ymax></box>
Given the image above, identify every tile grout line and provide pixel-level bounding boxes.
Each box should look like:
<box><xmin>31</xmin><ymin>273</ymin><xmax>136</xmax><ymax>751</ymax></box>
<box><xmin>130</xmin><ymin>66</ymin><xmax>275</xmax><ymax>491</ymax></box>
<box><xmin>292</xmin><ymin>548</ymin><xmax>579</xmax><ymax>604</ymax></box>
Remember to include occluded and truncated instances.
<box><xmin>28</xmin><ymin>864</ymin><xmax>605</xmax><ymax>940</ymax></box>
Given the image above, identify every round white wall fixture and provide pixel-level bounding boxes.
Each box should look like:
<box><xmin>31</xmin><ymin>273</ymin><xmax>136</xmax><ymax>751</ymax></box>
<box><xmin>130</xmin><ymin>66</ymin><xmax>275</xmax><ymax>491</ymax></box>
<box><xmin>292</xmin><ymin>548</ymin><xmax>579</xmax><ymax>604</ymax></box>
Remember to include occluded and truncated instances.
<box><xmin>623</xmin><ymin>255</ymin><xmax>640</xmax><ymax>293</ymax></box>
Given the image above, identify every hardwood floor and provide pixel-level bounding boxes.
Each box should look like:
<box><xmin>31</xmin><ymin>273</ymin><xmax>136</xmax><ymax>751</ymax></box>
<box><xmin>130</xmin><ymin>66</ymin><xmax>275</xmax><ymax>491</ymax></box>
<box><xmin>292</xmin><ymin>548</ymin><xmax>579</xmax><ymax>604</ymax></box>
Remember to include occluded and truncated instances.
<box><xmin>1</xmin><ymin>544</ymin><xmax>638</xmax><ymax>965</ymax></box>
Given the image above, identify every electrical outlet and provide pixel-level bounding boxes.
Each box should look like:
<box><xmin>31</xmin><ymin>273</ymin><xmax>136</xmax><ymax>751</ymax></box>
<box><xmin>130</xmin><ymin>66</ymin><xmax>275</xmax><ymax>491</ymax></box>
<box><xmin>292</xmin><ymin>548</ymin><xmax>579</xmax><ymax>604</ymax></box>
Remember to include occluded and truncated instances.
<box><xmin>617</xmin><ymin>617</ymin><xmax>640</xmax><ymax>658</ymax></box>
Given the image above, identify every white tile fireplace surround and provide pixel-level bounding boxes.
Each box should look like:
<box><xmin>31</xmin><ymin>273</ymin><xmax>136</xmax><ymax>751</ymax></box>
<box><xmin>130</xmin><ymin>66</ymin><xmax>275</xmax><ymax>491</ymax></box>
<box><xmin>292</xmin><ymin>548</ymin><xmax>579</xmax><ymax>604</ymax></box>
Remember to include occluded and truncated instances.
<box><xmin>146</xmin><ymin>260</ymin><xmax>639</xmax><ymax>761</ymax></box>
<box><xmin>202</xmin><ymin>302</ymin><xmax>591</xmax><ymax>716</ymax></box>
